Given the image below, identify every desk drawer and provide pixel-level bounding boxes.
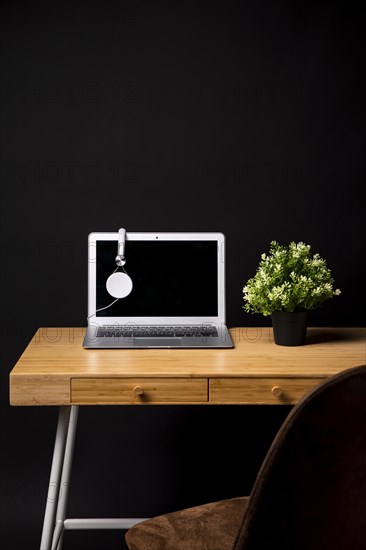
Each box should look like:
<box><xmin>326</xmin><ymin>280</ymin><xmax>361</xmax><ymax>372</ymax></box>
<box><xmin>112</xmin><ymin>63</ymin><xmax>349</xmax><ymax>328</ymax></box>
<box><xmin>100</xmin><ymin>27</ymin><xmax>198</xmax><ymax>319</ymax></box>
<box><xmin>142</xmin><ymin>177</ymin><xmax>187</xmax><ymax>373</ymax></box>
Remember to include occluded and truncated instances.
<box><xmin>71</xmin><ymin>378</ymin><xmax>208</xmax><ymax>404</ymax></box>
<box><xmin>209</xmin><ymin>378</ymin><xmax>324</xmax><ymax>405</ymax></box>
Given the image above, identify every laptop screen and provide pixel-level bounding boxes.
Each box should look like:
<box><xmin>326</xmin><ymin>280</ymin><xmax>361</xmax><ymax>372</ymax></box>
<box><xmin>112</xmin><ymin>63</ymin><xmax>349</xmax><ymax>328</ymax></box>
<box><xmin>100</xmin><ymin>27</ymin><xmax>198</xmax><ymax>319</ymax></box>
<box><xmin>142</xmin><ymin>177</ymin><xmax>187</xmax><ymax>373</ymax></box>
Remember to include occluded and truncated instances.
<box><xmin>96</xmin><ymin>240</ymin><xmax>218</xmax><ymax>317</ymax></box>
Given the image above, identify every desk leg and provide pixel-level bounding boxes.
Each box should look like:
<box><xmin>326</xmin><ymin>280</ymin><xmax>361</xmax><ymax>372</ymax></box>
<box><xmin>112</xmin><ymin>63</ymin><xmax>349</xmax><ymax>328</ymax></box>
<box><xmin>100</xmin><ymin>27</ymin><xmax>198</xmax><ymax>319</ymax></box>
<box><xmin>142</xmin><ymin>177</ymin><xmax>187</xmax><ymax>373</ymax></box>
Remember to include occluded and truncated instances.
<box><xmin>40</xmin><ymin>406</ymin><xmax>79</xmax><ymax>550</ymax></box>
<box><xmin>52</xmin><ymin>406</ymin><xmax>79</xmax><ymax>550</ymax></box>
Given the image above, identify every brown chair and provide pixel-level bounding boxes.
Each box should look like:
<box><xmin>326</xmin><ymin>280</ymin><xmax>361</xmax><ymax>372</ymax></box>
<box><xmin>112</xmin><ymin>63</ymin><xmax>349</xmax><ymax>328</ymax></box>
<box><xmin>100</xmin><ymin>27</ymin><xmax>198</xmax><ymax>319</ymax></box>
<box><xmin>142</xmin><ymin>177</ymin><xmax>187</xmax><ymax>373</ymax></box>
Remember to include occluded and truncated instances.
<box><xmin>125</xmin><ymin>364</ymin><xmax>366</xmax><ymax>550</ymax></box>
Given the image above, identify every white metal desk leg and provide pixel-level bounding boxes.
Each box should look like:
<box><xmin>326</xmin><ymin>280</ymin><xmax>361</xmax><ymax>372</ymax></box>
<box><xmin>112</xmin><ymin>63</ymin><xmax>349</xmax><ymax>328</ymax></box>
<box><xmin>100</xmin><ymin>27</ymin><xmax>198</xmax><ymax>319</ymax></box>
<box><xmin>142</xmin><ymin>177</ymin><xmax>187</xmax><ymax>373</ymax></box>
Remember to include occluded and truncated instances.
<box><xmin>40</xmin><ymin>407</ymin><xmax>72</xmax><ymax>550</ymax></box>
<box><xmin>51</xmin><ymin>406</ymin><xmax>79</xmax><ymax>550</ymax></box>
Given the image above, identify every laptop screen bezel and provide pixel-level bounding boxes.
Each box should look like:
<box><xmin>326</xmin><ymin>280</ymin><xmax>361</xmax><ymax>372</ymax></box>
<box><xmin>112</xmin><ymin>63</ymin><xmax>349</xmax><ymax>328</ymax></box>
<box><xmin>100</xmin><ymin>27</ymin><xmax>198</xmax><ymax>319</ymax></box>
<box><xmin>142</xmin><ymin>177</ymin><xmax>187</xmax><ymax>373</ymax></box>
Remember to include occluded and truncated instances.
<box><xmin>87</xmin><ymin>232</ymin><xmax>226</xmax><ymax>326</ymax></box>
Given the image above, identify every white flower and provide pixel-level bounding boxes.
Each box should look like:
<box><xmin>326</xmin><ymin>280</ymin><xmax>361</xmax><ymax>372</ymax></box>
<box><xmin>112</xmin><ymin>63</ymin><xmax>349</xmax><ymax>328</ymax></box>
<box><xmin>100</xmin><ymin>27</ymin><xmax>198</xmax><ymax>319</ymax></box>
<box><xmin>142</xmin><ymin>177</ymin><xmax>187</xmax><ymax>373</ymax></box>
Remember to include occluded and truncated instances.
<box><xmin>242</xmin><ymin>241</ymin><xmax>340</xmax><ymax>315</ymax></box>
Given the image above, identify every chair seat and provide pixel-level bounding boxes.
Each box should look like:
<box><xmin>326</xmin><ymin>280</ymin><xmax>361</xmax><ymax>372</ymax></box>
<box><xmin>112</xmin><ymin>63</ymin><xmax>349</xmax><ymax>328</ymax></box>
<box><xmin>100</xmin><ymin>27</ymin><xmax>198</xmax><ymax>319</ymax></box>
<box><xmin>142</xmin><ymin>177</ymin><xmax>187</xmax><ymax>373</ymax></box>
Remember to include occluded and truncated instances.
<box><xmin>125</xmin><ymin>496</ymin><xmax>249</xmax><ymax>550</ymax></box>
<box><xmin>126</xmin><ymin>366</ymin><xmax>366</xmax><ymax>550</ymax></box>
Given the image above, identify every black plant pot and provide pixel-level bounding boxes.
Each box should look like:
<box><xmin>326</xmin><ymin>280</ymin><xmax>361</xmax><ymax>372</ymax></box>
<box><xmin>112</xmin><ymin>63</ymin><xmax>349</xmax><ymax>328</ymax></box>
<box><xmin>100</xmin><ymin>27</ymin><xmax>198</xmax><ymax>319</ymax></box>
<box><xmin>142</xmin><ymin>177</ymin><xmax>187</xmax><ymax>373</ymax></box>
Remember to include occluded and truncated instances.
<box><xmin>271</xmin><ymin>311</ymin><xmax>308</xmax><ymax>346</ymax></box>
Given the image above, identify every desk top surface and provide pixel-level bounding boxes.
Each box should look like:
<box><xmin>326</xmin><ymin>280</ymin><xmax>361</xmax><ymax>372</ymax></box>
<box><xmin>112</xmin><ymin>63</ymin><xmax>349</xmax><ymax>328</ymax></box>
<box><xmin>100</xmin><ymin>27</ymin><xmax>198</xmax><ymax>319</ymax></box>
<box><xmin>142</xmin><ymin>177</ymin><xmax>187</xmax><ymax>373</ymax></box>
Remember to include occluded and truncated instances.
<box><xmin>10</xmin><ymin>327</ymin><xmax>366</xmax><ymax>379</ymax></box>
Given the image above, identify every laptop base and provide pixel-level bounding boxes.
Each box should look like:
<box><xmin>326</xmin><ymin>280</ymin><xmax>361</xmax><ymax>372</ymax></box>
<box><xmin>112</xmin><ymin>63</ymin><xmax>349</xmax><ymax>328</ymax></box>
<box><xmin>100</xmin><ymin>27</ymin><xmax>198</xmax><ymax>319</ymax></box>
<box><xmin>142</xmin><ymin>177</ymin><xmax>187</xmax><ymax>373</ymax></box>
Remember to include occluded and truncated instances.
<box><xmin>83</xmin><ymin>326</ymin><xmax>234</xmax><ymax>349</ymax></box>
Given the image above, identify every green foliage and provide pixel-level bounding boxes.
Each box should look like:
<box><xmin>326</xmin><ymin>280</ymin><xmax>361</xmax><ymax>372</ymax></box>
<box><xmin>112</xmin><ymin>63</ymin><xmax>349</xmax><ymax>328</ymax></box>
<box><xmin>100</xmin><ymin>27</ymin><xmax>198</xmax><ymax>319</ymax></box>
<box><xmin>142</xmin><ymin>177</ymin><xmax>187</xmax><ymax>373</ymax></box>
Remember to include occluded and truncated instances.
<box><xmin>243</xmin><ymin>241</ymin><xmax>341</xmax><ymax>316</ymax></box>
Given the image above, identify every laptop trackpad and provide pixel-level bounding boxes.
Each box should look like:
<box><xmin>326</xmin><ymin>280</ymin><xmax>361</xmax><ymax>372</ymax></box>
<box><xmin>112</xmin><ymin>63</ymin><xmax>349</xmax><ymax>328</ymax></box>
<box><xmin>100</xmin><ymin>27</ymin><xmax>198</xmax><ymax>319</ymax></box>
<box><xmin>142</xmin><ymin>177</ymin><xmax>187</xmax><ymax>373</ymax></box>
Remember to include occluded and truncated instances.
<box><xmin>134</xmin><ymin>338</ymin><xmax>182</xmax><ymax>347</ymax></box>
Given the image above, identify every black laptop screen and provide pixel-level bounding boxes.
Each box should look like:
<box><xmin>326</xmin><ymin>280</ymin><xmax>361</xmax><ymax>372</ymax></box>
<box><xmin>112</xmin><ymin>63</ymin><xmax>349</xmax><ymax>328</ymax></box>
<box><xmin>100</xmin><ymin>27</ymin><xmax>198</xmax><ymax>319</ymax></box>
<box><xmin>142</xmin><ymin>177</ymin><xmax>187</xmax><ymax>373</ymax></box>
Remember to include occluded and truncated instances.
<box><xmin>96</xmin><ymin>240</ymin><xmax>218</xmax><ymax>317</ymax></box>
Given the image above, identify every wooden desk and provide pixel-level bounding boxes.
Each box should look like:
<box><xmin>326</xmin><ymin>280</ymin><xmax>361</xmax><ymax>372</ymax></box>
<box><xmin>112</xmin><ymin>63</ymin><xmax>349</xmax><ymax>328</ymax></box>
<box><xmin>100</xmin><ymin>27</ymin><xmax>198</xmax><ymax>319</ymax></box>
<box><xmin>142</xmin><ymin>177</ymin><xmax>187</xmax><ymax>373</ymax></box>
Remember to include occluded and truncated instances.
<box><xmin>9</xmin><ymin>327</ymin><xmax>366</xmax><ymax>550</ymax></box>
<box><xmin>10</xmin><ymin>327</ymin><xmax>366</xmax><ymax>406</ymax></box>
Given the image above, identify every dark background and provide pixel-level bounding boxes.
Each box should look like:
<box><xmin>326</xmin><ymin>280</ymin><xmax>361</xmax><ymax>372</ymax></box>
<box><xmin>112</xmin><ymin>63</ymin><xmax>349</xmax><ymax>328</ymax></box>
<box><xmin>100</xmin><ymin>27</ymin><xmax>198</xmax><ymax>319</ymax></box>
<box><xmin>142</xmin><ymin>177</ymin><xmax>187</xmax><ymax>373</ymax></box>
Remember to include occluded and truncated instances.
<box><xmin>1</xmin><ymin>1</ymin><xmax>365</xmax><ymax>548</ymax></box>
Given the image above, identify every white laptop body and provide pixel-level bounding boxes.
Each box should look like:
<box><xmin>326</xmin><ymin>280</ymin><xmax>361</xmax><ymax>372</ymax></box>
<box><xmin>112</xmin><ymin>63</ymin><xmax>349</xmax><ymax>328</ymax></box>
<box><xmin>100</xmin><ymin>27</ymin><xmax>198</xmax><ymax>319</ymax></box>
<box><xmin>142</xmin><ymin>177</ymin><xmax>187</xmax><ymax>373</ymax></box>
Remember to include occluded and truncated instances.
<box><xmin>83</xmin><ymin>231</ymin><xmax>234</xmax><ymax>348</ymax></box>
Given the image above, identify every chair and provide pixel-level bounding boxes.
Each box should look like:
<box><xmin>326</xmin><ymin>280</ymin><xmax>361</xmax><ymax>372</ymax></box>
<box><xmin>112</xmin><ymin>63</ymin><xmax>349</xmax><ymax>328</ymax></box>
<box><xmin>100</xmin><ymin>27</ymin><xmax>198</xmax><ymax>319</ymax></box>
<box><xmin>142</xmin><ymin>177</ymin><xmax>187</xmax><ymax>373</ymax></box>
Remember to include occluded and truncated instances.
<box><xmin>125</xmin><ymin>364</ymin><xmax>366</xmax><ymax>550</ymax></box>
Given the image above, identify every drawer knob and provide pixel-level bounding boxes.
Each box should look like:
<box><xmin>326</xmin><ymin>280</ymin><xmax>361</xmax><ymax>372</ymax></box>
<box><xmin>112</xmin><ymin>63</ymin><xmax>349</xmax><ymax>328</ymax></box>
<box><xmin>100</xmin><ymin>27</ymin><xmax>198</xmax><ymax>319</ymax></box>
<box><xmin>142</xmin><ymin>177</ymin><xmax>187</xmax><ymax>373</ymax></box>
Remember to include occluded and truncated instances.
<box><xmin>133</xmin><ymin>385</ymin><xmax>144</xmax><ymax>396</ymax></box>
<box><xmin>272</xmin><ymin>385</ymin><xmax>283</xmax><ymax>398</ymax></box>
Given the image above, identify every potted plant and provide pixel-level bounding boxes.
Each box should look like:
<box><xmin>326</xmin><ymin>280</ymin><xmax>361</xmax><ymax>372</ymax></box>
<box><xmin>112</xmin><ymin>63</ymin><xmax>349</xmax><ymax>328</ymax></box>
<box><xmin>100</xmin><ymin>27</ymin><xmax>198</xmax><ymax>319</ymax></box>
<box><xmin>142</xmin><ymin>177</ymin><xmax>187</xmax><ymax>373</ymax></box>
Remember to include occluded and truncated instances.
<box><xmin>243</xmin><ymin>241</ymin><xmax>341</xmax><ymax>346</ymax></box>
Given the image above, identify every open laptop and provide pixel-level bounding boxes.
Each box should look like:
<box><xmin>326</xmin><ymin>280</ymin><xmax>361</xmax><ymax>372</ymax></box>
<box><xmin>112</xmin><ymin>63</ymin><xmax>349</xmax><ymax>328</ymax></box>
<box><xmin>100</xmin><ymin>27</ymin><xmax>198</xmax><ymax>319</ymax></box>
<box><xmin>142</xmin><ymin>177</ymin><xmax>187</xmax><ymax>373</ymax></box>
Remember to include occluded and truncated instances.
<box><xmin>82</xmin><ymin>231</ymin><xmax>234</xmax><ymax>348</ymax></box>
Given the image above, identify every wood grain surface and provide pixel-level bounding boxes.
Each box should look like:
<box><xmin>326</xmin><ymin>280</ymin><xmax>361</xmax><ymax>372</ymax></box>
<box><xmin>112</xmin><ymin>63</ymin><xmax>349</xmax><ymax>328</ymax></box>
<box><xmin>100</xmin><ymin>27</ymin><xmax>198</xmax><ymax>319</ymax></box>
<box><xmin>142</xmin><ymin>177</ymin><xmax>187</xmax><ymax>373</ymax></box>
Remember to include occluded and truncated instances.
<box><xmin>9</xmin><ymin>327</ymin><xmax>366</xmax><ymax>405</ymax></box>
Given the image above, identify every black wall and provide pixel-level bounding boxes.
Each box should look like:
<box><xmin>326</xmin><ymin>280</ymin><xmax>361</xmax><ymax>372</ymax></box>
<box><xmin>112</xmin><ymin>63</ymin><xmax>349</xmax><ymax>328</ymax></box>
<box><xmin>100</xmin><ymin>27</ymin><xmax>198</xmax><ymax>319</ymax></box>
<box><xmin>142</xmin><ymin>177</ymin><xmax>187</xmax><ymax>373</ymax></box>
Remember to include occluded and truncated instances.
<box><xmin>1</xmin><ymin>1</ymin><xmax>365</xmax><ymax>548</ymax></box>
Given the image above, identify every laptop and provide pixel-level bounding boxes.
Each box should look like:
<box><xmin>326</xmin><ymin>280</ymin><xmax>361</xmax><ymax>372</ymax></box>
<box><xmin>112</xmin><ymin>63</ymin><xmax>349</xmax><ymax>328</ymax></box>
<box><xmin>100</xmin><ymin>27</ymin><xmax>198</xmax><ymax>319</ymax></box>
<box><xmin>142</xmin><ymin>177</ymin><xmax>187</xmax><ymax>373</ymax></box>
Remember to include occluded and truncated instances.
<box><xmin>82</xmin><ymin>231</ymin><xmax>234</xmax><ymax>348</ymax></box>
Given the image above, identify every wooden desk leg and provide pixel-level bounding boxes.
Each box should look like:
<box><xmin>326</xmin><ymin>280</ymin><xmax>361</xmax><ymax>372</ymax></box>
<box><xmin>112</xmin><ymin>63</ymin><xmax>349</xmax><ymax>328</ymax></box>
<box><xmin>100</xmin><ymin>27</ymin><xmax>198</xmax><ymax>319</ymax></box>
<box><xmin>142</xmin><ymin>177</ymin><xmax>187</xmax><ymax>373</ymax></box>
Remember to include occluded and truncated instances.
<box><xmin>40</xmin><ymin>406</ymin><xmax>79</xmax><ymax>550</ymax></box>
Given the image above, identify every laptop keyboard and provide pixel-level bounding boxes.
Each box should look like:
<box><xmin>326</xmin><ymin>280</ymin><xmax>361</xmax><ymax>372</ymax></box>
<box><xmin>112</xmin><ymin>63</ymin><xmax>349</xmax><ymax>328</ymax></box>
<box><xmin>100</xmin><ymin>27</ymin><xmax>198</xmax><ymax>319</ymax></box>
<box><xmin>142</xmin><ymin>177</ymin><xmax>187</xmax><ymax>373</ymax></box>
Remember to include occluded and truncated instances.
<box><xmin>96</xmin><ymin>326</ymin><xmax>219</xmax><ymax>338</ymax></box>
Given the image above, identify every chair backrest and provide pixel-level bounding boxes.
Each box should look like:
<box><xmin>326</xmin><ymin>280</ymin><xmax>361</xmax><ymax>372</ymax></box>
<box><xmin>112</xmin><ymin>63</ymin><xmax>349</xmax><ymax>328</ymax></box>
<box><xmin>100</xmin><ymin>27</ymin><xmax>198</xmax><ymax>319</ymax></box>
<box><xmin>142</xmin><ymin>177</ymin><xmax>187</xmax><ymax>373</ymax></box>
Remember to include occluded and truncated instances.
<box><xmin>234</xmin><ymin>364</ymin><xmax>366</xmax><ymax>550</ymax></box>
